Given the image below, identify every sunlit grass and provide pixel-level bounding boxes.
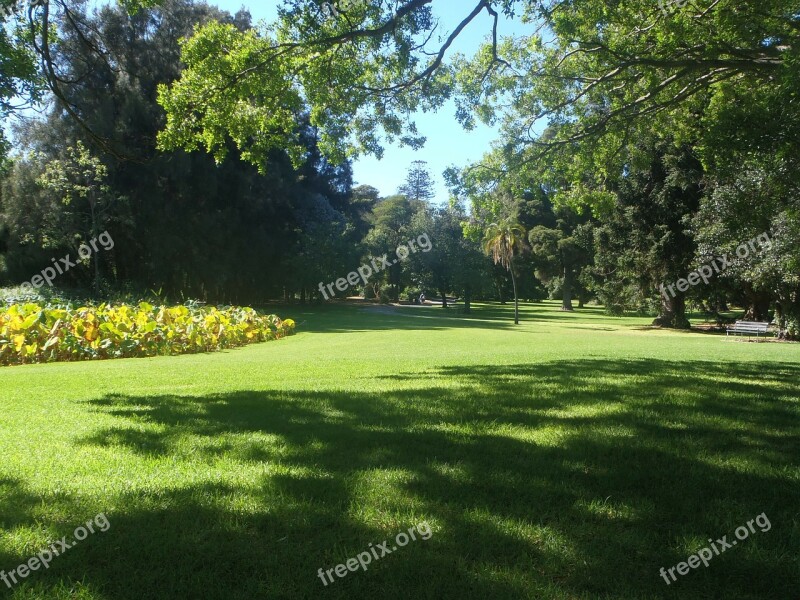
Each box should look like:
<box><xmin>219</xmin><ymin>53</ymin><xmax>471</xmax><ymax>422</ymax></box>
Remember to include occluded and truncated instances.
<box><xmin>0</xmin><ymin>301</ymin><xmax>797</xmax><ymax>598</ymax></box>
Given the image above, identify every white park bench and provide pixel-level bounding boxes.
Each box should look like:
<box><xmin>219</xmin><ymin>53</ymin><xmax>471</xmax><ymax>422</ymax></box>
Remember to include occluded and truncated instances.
<box><xmin>726</xmin><ymin>321</ymin><xmax>770</xmax><ymax>339</ymax></box>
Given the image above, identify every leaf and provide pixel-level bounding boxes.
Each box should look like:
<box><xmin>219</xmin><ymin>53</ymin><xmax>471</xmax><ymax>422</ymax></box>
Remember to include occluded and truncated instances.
<box><xmin>13</xmin><ymin>335</ymin><xmax>26</xmax><ymax>352</ymax></box>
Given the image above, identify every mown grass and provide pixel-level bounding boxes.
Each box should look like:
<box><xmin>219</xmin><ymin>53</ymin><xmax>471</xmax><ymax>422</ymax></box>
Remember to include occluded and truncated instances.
<box><xmin>0</xmin><ymin>301</ymin><xmax>798</xmax><ymax>599</ymax></box>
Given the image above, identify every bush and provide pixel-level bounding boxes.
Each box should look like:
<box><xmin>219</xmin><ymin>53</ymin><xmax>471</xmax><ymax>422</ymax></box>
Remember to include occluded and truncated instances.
<box><xmin>402</xmin><ymin>286</ymin><xmax>423</xmax><ymax>303</ymax></box>
<box><xmin>0</xmin><ymin>302</ymin><xmax>296</xmax><ymax>366</ymax></box>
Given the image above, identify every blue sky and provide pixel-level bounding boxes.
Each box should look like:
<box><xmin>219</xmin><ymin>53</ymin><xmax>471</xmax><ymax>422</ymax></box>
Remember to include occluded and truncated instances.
<box><xmin>212</xmin><ymin>1</ymin><xmax>528</xmax><ymax>201</ymax></box>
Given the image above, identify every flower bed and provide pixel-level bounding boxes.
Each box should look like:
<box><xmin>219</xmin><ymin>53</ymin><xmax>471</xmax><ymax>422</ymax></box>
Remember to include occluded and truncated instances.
<box><xmin>0</xmin><ymin>302</ymin><xmax>295</xmax><ymax>366</ymax></box>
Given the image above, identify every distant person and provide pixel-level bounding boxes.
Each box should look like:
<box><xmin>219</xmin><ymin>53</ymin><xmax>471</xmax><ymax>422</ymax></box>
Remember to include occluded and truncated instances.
<box><xmin>419</xmin><ymin>293</ymin><xmax>426</xmax><ymax>305</ymax></box>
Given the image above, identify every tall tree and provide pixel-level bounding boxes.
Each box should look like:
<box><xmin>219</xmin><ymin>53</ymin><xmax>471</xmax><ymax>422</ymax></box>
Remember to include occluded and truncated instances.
<box><xmin>483</xmin><ymin>218</ymin><xmax>526</xmax><ymax>325</ymax></box>
<box><xmin>588</xmin><ymin>140</ymin><xmax>703</xmax><ymax>327</ymax></box>
<box><xmin>398</xmin><ymin>160</ymin><xmax>435</xmax><ymax>203</ymax></box>
<box><xmin>529</xmin><ymin>213</ymin><xmax>594</xmax><ymax>311</ymax></box>
<box><xmin>350</xmin><ymin>184</ymin><xmax>380</xmax><ymax>238</ymax></box>
<box><xmin>38</xmin><ymin>142</ymin><xmax>121</xmax><ymax>293</ymax></box>
<box><xmin>363</xmin><ymin>195</ymin><xmax>423</xmax><ymax>301</ymax></box>
<box><xmin>0</xmin><ymin>0</ymin><xmax>361</xmax><ymax>303</ymax></box>
<box><xmin>407</xmin><ymin>202</ymin><xmax>484</xmax><ymax>309</ymax></box>
<box><xmin>694</xmin><ymin>157</ymin><xmax>799</xmax><ymax>329</ymax></box>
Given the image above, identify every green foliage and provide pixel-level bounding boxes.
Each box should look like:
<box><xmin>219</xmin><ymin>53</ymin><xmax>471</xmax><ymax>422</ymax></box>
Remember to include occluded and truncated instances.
<box><xmin>362</xmin><ymin>283</ymin><xmax>376</xmax><ymax>300</ymax></box>
<box><xmin>407</xmin><ymin>202</ymin><xmax>487</xmax><ymax>307</ymax></box>
<box><xmin>1</xmin><ymin>0</ymin><xmax>162</xmax><ymax>130</ymax></box>
<box><xmin>528</xmin><ymin>202</ymin><xmax>595</xmax><ymax>310</ymax></box>
<box><xmin>1</xmin><ymin>0</ymin><xmax>798</xmax><ymax>332</ymax></box>
<box><xmin>401</xmin><ymin>285</ymin><xmax>423</xmax><ymax>303</ymax></box>
<box><xmin>37</xmin><ymin>142</ymin><xmax>122</xmax><ymax>292</ymax></box>
<box><xmin>117</xmin><ymin>0</ymin><xmax>164</xmax><ymax>12</ymax></box>
<box><xmin>38</xmin><ymin>142</ymin><xmax>111</xmax><ymax>209</ymax></box>
<box><xmin>0</xmin><ymin>301</ymin><xmax>295</xmax><ymax>366</ymax></box>
<box><xmin>156</xmin><ymin>20</ymin><xmax>307</xmax><ymax>170</ymax></box>
<box><xmin>0</xmin><ymin>0</ymin><xmax>364</xmax><ymax>303</ymax></box>
<box><xmin>0</xmin><ymin>2</ymin><xmax>42</xmax><ymax>114</ymax></box>
<box><xmin>285</xmin><ymin>193</ymin><xmax>362</xmax><ymax>300</ymax></box>
<box><xmin>362</xmin><ymin>194</ymin><xmax>424</xmax><ymax>301</ymax></box>
<box><xmin>152</xmin><ymin>0</ymin><xmax>799</xmax><ymax>184</ymax></box>
<box><xmin>586</xmin><ymin>140</ymin><xmax>702</xmax><ymax>325</ymax></box>
<box><xmin>157</xmin><ymin>0</ymin><xmax>457</xmax><ymax>167</ymax></box>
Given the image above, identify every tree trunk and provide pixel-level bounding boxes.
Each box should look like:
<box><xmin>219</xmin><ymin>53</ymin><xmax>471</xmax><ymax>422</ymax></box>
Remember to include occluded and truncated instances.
<box><xmin>510</xmin><ymin>266</ymin><xmax>519</xmax><ymax>325</ymax></box>
<box><xmin>300</xmin><ymin>286</ymin><xmax>307</xmax><ymax>305</ymax></box>
<box><xmin>391</xmin><ymin>263</ymin><xmax>401</xmax><ymax>302</ymax></box>
<box><xmin>463</xmin><ymin>285</ymin><xmax>472</xmax><ymax>314</ymax></box>
<box><xmin>562</xmin><ymin>267</ymin><xmax>574</xmax><ymax>311</ymax></box>
<box><xmin>742</xmin><ymin>287</ymin><xmax>771</xmax><ymax>321</ymax></box>
<box><xmin>494</xmin><ymin>274</ymin><xmax>506</xmax><ymax>304</ymax></box>
<box><xmin>775</xmin><ymin>288</ymin><xmax>800</xmax><ymax>339</ymax></box>
<box><xmin>93</xmin><ymin>248</ymin><xmax>100</xmax><ymax>294</ymax></box>
<box><xmin>90</xmin><ymin>199</ymin><xmax>100</xmax><ymax>295</ymax></box>
<box><xmin>440</xmin><ymin>289</ymin><xmax>448</xmax><ymax>308</ymax></box>
<box><xmin>774</xmin><ymin>300</ymin><xmax>786</xmax><ymax>333</ymax></box>
<box><xmin>653</xmin><ymin>291</ymin><xmax>690</xmax><ymax>329</ymax></box>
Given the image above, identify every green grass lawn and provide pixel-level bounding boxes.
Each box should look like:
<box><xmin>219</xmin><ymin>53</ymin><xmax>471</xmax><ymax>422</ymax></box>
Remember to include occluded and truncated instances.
<box><xmin>0</xmin><ymin>301</ymin><xmax>798</xmax><ymax>599</ymax></box>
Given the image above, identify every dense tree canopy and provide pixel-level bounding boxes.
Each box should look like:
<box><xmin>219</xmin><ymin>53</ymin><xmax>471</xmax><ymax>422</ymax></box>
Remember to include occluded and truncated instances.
<box><xmin>0</xmin><ymin>0</ymin><xmax>797</xmax><ymax>334</ymax></box>
<box><xmin>0</xmin><ymin>0</ymin><xmax>363</xmax><ymax>303</ymax></box>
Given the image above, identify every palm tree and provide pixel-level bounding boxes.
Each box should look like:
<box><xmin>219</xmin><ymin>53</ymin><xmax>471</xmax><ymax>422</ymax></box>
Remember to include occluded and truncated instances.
<box><xmin>483</xmin><ymin>219</ymin><xmax>526</xmax><ymax>325</ymax></box>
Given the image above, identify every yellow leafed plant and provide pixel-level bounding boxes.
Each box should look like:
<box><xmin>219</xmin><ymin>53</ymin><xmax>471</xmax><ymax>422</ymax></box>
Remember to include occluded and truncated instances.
<box><xmin>0</xmin><ymin>302</ymin><xmax>296</xmax><ymax>366</ymax></box>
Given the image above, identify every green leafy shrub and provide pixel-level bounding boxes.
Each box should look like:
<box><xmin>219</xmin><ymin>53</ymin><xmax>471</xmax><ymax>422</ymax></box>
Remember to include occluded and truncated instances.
<box><xmin>402</xmin><ymin>286</ymin><xmax>423</xmax><ymax>303</ymax></box>
<box><xmin>0</xmin><ymin>302</ymin><xmax>296</xmax><ymax>366</ymax></box>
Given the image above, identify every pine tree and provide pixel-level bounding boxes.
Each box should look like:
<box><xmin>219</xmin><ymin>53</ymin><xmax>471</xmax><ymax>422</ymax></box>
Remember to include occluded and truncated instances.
<box><xmin>398</xmin><ymin>161</ymin><xmax>435</xmax><ymax>203</ymax></box>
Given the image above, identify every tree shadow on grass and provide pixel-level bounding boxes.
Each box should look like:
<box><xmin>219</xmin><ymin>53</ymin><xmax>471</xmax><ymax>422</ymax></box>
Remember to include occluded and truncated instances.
<box><xmin>273</xmin><ymin>303</ymin><xmax>514</xmax><ymax>335</ymax></box>
<box><xmin>2</xmin><ymin>359</ymin><xmax>798</xmax><ymax>599</ymax></box>
<box><xmin>287</xmin><ymin>303</ymin><xmax>626</xmax><ymax>335</ymax></box>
